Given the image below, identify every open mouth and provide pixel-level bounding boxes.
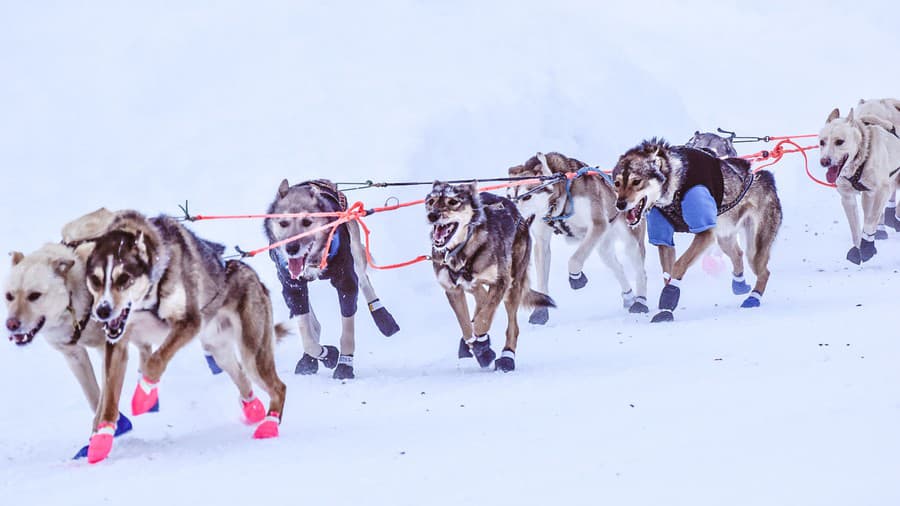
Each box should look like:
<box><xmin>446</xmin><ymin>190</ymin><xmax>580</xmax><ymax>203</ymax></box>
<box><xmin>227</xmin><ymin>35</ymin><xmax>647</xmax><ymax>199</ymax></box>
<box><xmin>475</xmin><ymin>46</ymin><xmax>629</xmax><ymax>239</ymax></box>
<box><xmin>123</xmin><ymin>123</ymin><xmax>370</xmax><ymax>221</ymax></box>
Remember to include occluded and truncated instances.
<box><xmin>8</xmin><ymin>317</ymin><xmax>45</xmax><ymax>346</ymax></box>
<box><xmin>626</xmin><ymin>196</ymin><xmax>648</xmax><ymax>227</ymax></box>
<box><xmin>104</xmin><ymin>304</ymin><xmax>131</xmax><ymax>342</ymax></box>
<box><xmin>286</xmin><ymin>244</ymin><xmax>313</xmax><ymax>280</ymax></box>
<box><xmin>432</xmin><ymin>222</ymin><xmax>459</xmax><ymax>248</ymax></box>
<box><xmin>826</xmin><ymin>154</ymin><xmax>849</xmax><ymax>184</ymax></box>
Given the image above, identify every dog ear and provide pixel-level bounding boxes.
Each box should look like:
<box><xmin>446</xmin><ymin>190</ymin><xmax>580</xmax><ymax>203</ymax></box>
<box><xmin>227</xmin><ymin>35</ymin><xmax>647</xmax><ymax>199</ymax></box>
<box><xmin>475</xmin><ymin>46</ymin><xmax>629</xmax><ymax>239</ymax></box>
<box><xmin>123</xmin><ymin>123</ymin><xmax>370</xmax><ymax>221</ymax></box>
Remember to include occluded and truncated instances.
<box><xmin>135</xmin><ymin>231</ymin><xmax>150</xmax><ymax>262</ymax></box>
<box><xmin>52</xmin><ymin>258</ymin><xmax>75</xmax><ymax>278</ymax></box>
<box><xmin>858</xmin><ymin>98</ymin><xmax>865</xmax><ymax>104</ymax></box>
<box><xmin>73</xmin><ymin>242</ymin><xmax>95</xmax><ymax>264</ymax></box>
<box><xmin>9</xmin><ymin>251</ymin><xmax>24</xmax><ymax>266</ymax></box>
<box><xmin>536</xmin><ymin>153</ymin><xmax>552</xmax><ymax>177</ymax></box>
<box><xmin>827</xmin><ymin>108</ymin><xmax>840</xmax><ymax>123</ymax></box>
<box><xmin>847</xmin><ymin>108</ymin><xmax>855</xmax><ymax>121</ymax></box>
<box><xmin>278</xmin><ymin>179</ymin><xmax>290</xmax><ymax>199</ymax></box>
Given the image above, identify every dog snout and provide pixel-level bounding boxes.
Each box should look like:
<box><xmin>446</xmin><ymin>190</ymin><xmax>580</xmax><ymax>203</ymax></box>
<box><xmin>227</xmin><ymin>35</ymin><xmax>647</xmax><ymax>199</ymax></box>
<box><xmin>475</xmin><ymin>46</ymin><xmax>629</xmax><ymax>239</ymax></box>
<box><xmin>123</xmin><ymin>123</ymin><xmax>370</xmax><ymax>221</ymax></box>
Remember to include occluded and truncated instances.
<box><xmin>615</xmin><ymin>199</ymin><xmax>628</xmax><ymax>211</ymax></box>
<box><xmin>95</xmin><ymin>302</ymin><xmax>112</xmax><ymax>320</ymax></box>
<box><xmin>427</xmin><ymin>212</ymin><xmax>440</xmax><ymax>223</ymax></box>
<box><xmin>819</xmin><ymin>157</ymin><xmax>830</xmax><ymax>168</ymax></box>
<box><xmin>285</xmin><ymin>241</ymin><xmax>301</xmax><ymax>256</ymax></box>
<box><xmin>5</xmin><ymin>317</ymin><xmax>20</xmax><ymax>332</ymax></box>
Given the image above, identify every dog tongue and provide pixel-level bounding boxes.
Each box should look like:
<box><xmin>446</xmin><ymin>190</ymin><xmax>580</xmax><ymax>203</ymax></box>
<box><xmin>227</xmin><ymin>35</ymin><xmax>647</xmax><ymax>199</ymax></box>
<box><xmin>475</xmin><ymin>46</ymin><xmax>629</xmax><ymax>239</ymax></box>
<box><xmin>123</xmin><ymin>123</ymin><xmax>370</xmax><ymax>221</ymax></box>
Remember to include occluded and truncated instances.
<box><xmin>288</xmin><ymin>257</ymin><xmax>305</xmax><ymax>279</ymax></box>
<box><xmin>826</xmin><ymin>166</ymin><xmax>839</xmax><ymax>184</ymax></box>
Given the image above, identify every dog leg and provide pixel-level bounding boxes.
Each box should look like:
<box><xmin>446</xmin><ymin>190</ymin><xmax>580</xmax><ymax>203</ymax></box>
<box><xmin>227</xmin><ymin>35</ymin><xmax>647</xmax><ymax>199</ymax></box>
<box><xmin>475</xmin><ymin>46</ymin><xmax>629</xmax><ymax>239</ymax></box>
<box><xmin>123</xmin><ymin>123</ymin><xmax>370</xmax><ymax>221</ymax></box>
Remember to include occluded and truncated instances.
<box><xmin>652</xmin><ymin>231</ymin><xmax>714</xmax><ymax>323</ymax></box>
<box><xmin>529</xmin><ymin>223</ymin><xmax>552</xmax><ymax>325</ymax></box>
<box><xmin>860</xmin><ymin>188</ymin><xmax>892</xmax><ymax>262</ymax></box>
<box><xmin>838</xmin><ymin>188</ymin><xmax>863</xmax><ymax>263</ymax></box>
<box><xmin>348</xmin><ymin>220</ymin><xmax>399</xmax><ymax>336</ymax></box>
<box><xmin>716</xmin><ymin>232</ymin><xmax>750</xmax><ymax>295</ymax></box>
<box><xmin>236</xmin><ymin>301</ymin><xmax>286</xmax><ymax>438</ymax></box>
<box><xmin>625</xmin><ymin>223</ymin><xmax>649</xmax><ymax>313</ymax></box>
<box><xmin>133</xmin><ymin>317</ymin><xmax>201</xmax><ymax>416</ymax></box>
<box><xmin>595</xmin><ymin>236</ymin><xmax>633</xmax><ymax>308</ymax></box>
<box><xmin>87</xmin><ymin>340</ymin><xmax>129</xmax><ymax>464</ymax></box>
<box><xmin>445</xmin><ymin>288</ymin><xmax>474</xmax><ymax>358</ymax></box>
<box><xmin>469</xmin><ymin>282</ymin><xmax>506</xmax><ymax>368</ymax></box>
<box><xmin>333</xmin><ymin>316</ymin><xmax>356</xmax><ymax>380</ymax></box>
<box><xmin>495</xmin><ymin>295</ymin><xmax>520</xmax><ymax>373</ymax></box>
<box><xmin>740</xmin><ymin>219</ymin><xmax>773</xmax><ymax>308</ymax></box>
<box><xmin>57</xmin><ymin>345</ymin><xmax>101</xmax><ymax>413</ymax></box>
<box><xmin>568</xmin><ymin>224</ymin><xmax>603</xmax><ymax>290</ymax></box>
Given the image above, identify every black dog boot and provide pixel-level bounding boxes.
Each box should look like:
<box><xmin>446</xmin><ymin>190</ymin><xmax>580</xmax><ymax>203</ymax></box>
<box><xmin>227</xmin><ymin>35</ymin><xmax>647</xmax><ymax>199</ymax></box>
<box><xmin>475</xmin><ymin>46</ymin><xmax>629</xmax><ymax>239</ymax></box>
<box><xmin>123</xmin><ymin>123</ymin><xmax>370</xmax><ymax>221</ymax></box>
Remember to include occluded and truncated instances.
<box><xmin>458</xmin><ymin>337</ymin><xmax>473</xmax><ymax>358</ymax></box>
<box><xmin>470</xmin><ymin>335</ymin><xmax>496</xmax><ymax>368</ymax></box>
<box><xmin>494</xmin><ymin>349</ymin><xmax>515</xmax><ymax>373</ymax></box>
<box><xmin>875</xmin><ymin>224</ymin><xmax>889</xmax><ymax>241</ymax></box>
<box><xmin>333</xmin><ymin>355</ymin><xmax>355</xmax><ymax>380</ymax></box>
<box><xmin>629</xmin><ymin>296</ymin><xmax>649</xmax><ymax>314</ymax></box>
<box><xmin>846</xmin><ymin>246</ymin><xmax>861</xmax><ymax>265</ymax></box>
<box><xmin>651</xmin><ymin>282</ymin><xmax>680</xmax><ymax>323</ymax></box>
<box><xmin>528</xmin><ymin>307</ymin><xmax>549</xmax><ymax>325</ymax></box>
<box><xmin>368</xmin><ymin>299</ymin><xmax>400</xmax><ymax>336</ymax></box>
<box><xmin>568</xmin><ymin>271</ymin><xmax>588</xmax><ymax>290</ymax></box>
<box><xmin>859</xmin><ymin>236</ymin><xmax>877</xmax><ymax>263</ymax></box>
<box><xmin>885</xmin><ymin>205</ymin><xmax>900</xmax><ymax>232</ymax></box>
<box><xmin>295</xmin><ymin>353</ymin><xmax>319</xmax><ymax>375</ymax></box>
<box><xmin>318</xmin><ymin>345</ymin><xmax>340</xmax><ymax>369</ymax></box>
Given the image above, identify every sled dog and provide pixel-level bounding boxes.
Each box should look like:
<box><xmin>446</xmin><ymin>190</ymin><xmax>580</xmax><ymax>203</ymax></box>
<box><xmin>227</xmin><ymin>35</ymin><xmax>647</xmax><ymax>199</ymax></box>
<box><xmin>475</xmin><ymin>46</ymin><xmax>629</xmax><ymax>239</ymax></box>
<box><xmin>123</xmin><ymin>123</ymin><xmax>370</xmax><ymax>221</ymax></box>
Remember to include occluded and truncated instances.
<box><xmin>77</xmin><ymin>209</ymin><xmax>286</xmax><ymax>462</ymax></box>
<box><xmin>856</xmin><ymin>98</ymin><xmax>900</xmax><ymax>237</ymax></box>
<box><xmin>685</xmin><ymin>131</ymin><xmax>738</xmax><ymax>157</ymax></box>
<box><xmin>507</xmin><ymin>152</ymin><xmax>648</xmax><ymax>324</ymax></box>
<box><xmin>612</xmin><ymin>138</ymin><xmax>782</xmax><ymax>322</ymax></box>
<box><xmin>426</xmin><ymin>181</ymin><xmax>555</xmax><ymax>372</ymax></box>
<box><xmin>818</xmin><ymin>107</ymin><xmax>900</xmax><ymax>263</ymax></box>
<box><xmin>264</xmin><ymin>179</ymin><xmax>400</xmax><ymax>380</ymax></box>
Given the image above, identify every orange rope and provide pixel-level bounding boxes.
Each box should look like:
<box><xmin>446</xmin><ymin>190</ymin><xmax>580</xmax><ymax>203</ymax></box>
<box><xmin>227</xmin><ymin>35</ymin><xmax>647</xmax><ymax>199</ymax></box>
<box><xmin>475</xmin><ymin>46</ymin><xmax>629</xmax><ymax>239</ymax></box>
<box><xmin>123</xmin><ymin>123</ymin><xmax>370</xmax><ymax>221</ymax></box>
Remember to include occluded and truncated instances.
<box><xmin>740</xmin><ymin>138</ymin><xmax>834</xmax><ymax>188</ymax></box>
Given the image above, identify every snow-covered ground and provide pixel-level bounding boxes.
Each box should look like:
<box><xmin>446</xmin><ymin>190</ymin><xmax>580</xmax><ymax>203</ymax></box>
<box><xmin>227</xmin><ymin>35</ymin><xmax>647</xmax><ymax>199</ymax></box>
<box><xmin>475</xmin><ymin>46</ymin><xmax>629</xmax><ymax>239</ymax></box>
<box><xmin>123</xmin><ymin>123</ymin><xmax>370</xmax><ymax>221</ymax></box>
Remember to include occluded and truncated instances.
<box><xmin>1</xmin><ymin>2</ymin><xmax>899</xmax><ymax>505</ymax></box>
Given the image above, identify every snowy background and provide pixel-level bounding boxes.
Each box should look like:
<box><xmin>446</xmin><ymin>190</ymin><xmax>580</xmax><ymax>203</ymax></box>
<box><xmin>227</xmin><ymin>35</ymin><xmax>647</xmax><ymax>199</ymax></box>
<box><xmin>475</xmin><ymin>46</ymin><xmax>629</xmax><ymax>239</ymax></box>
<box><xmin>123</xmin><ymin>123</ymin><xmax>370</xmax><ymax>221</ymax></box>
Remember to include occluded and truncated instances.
<box><xmin>1</xmin><ymin>1</ymin><xmax>899</xmax><ymax>505</ymax></box>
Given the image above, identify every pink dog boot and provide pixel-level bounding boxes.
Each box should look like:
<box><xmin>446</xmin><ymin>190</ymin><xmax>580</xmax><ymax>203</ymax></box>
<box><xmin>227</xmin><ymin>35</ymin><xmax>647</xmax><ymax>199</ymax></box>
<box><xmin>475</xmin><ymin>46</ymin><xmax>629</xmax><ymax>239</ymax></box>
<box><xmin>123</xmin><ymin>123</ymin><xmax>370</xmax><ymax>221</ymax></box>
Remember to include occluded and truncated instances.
<box><xmin>131</xmin><ymin>376</ymin><xmax>159</xmax><ymax>416</ymax></box>
<box><xmin>86</xmin><ymin>422</ymin><xmax>117</xmax><ymax>464</ymax></box>
<box><xmin>253</xmin><ymin>411</ymin><xmax>280</xmax><ymax>439</ymax></box>
<box><xmin>241</xmin><ymin>393</ymin><xmax>266</xmax><ymax>425</ymax></box>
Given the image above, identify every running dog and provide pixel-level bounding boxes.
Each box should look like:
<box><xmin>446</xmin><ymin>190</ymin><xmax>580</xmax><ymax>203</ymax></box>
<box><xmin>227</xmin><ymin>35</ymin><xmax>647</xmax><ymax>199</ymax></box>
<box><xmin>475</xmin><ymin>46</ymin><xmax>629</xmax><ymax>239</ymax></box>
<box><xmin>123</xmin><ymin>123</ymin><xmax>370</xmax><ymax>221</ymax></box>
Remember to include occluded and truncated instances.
<box><xmin>818</xmin><ymin>107</ymin><xmax>900</xmax><ymax>264</ymax></box>
<box><xmin>685</xmin><ymin>131</ymin><xmax>738</xmax><ymax>157</ymax></box>
<box><xmin>264</xmin><ymin>179</ymin><xmax>400</xmax><ymax>380</ymax></box>
<box><xmin>80</xmin><ymin>210</ymin><xmax>286</xmax><ymax>463</ymax></box>
<box><xmin>856</xmin><ymin>98</ymin><xmax>900</xmax><ymax>237</ymax></box>
<box><xmin>612</xmin><ymin>138</ymin><xmax>782</xmax><ymax>322</ymax></box>
<box><xmin>426</xmin><ymin>181</ymin><xmax>555</xmax><ymax>372</ymax></box>
<box><xmin>507</xmin><ymin>152</ymin><xmax>648</xmax><ymax>324</ymax></box>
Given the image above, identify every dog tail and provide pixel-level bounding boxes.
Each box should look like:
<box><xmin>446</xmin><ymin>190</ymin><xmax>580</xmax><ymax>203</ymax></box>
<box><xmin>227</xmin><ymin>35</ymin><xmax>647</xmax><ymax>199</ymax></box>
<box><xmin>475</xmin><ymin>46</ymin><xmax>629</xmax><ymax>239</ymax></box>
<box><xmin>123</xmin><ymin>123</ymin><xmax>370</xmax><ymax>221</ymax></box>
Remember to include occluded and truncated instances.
<box><xmin>274</xmin><ymin>322</ymin><xmax>292</xmax><ymax>343</ymax></box>
<box><xmin>523</xmin><ymin>289</ymin><xmax>556</xmax><ymax>309</ymax></box>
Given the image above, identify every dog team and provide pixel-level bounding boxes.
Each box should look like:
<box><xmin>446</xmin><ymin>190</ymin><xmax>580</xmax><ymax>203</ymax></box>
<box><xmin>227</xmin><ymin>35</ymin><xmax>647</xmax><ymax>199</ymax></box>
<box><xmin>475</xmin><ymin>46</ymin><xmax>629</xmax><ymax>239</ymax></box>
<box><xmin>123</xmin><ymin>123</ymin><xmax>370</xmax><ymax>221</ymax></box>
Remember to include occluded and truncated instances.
<box><xmin>5</xmin><ymin>98</ymin><xmax>899</xmax><ymax>463</ymax></box>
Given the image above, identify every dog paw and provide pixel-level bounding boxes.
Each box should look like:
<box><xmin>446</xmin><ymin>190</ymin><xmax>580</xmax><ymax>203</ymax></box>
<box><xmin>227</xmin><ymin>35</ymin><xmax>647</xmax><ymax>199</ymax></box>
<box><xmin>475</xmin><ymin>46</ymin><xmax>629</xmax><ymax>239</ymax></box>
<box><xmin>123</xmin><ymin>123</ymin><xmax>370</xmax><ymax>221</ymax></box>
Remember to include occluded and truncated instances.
<box><xmin>369</xmin><ymin>300</ymin><xmax>400</xmax><ymax>336</ymax></box>
<box><xmin>241</xmin><ymin>395</ymin><xmax>266</xmax><ymax>425</ymax></box>
<box><xmin>86</xmin><ymin>422</ymin><xmax>116</xmax><ymax>464</ymax></box>
<box><xmin>295</xmin><ymin>353</ymin><xmax>319</xmax><ymax>375</ymax></box>
<box><xmin>333</xmin><ymin>363</ymin><xmax>355</xmax><ymax>380</ymax></box>
<box><xmin>846</xmin><ymin>246</ymin><xmax>861</xmax><ymax>264</ymax></box>
<box><xmin>860</xmin><ymin>238</ymin><xmax>877</xmax><ymax>262</ymax></box>
<box><xmin>740</xmin><ymin>291</ymin><xmax>761</xmax><ymax>308</ymax></box>
<box><xmin>658</xmin><ymin>284</ymin><xmax>680</xmax><ymax>311</ymax></box>
<box><xmin>131</xmin><ymin>376</ymin><xmax>159</xmax><ymax>416</ymax></box>
<box><xmin>204</xmin><ymin>353</ymin><xmax>223</xmax><ymax>375</ymax></box>
<box><xmin>568</xmin><ymin>272</ymin><xmax>588</xmax><ymax>290</ymax></box>
<box><xmin>875</xmin><ymin>227</ymin><xmax>889</xmax><ymax>241</ymax></box>
<box><xmin>628</xmin><ymin>296</ymin><xmax>649</xmax><ymax>314</ymax></box>
<box><xmin>651</xmin><ymin>310</ymin><xmax>674</xmax><ymax>323</ymax></box>
<box><xmin>458</xmin><ymin>337</ymin><xmax>474</xmax><ymax>358</ymax></box>
<box><xmin>319</xmin><ymin>345</ymin><xmax>340</xmax><ymax>369</ymax></box>
<box><xmin>471</xmin><ymin>336</ymin><xmax>496</xmax><ymax>368</ymax></box>
<box><xmin>494</xmin><ymin>350</ymin><xmax>515</xmax><ymax>372</ymax></box>
<box><xmin>528</xmin><ymin>307</ymin><xmax>549</xmax><ymax>325</ymax></box>
<box><xmin>252</xmin><ymin>412</ymin><xmax>280</xmax><ymax>439</ymax></box>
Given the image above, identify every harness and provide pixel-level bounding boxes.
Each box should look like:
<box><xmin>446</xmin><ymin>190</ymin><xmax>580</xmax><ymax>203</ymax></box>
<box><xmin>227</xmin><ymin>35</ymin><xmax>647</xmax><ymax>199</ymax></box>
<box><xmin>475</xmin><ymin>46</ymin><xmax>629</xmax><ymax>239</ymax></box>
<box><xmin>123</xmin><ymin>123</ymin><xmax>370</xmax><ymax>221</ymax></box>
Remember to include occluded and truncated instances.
<box><xmin>305</xmin><ymin>180</ymin><xmax>347</xmax><ymax>258</ymax></box>
<box><xmin>541</xmin><ymin>167</ymin><xmax>614</xmax><ymax>237</ymax></box>
<box><xmin>656</xmin><ymin>169</ymin><xmax>756</xmax><ymax>233</ymax></box>
<box><xmin>65</xmin><ymin>297</ymin><xmax>92</xmax><ymax>346</ymax></box>
<box><xmin>844</xmin><ymin>122</ymin><xmax>900</xmax><ymax>192</ymax></box>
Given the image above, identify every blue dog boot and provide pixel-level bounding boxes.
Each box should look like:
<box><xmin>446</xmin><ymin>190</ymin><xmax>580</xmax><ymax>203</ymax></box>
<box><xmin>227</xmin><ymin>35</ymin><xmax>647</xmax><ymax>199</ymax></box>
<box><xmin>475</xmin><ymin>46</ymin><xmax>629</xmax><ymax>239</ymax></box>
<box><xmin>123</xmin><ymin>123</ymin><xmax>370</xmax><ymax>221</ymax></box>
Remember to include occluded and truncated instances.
<box><xmin>458</xmin><ymin>337</ymin><xmax>473</xmax><ymax>358</ymax></box>
<box><xmin>528</xmin><ymin>306</ymin><xmax>549</xmax><ymax>325</ymax></box>
<box><xmin>651</xmin><ymin>310</ymin><xmax>674</xmax><ymax>323</ymax></box>
<box><xmin>204</xmin><ymin>353</ymin><xmax>223</xmax><ymax>375</ymax></box>
<box><xmin>628</xmin><ymin>296</ymin><xmax>649</xmax><ymax>314</ymax></box>
<box><xmin>470</xmin><ymin>335</ymin><xmax>496</xmax><ymax>368</ymax></box>
<box><xmin>859</xmin><ymin>237</ymin><xmax>877</xmax><ymax>263</ymax></box>
<box><xmin>295</xmin><ymin>353</ymin><xmax>319</xmax><ymax>375</ymax></box>
<box><xmin>740</xmin><ymin>290</ymin><xmax>762</xmax><ymax>308</ymax></box>
<box><xmin>494</xmin><ymin>349</ymin><xmax>515</xmax><ymax>373</ymax></box>
<box><xmin>885</xmin><ymin>206</ymin><xmax>900</xmax><ymax>231</ymax></box>
<box><xmin>368</xmin><ymin>299</ymin><xmax>400</xmax><ymax>337</ymax></box>
<box><xmin>148</xmin><ymin>399</ymin><xmax>160</xmax><ymax>413</ymax></box>
<box><xmin>73</xmin><ymin>412</ymin><xmax>133</xmax><ymax>460</ymax></box>
<box><xmin>318</xmin><ymin>345</ymin><xmax>340</xmax><ymax>369</ymax></box>
<box><xmin>568</xmin><ymin>271</ymin><xmax>588</xmax><ymax>290</ymax></box>
<box><xmin>333</xmin><ymin>355</ymin><xmax>355</xmax><ymax>380</ymax></box>
<box><xmin>846</xmin><ymin>246</ymin><xmax>861</xmax><ymax>265</ymax></box>
<box><xmin>73</xmin><ymin>444</ymin><xmax>89</xmax><ymax>460</ymax></box>
<box><xmin>651</xmin><ymin>282</ymin><xmax>680</xmax><ymax>323</ymax></box>
<box><xmin>875</xmin><ymin>224</ymin><xmax>889</xmax><ymax>241</ymax></box>
<box><xmin>731</xmin><ymin>273</ymin><xmax>751</xmax><ymax>295</ymax></box>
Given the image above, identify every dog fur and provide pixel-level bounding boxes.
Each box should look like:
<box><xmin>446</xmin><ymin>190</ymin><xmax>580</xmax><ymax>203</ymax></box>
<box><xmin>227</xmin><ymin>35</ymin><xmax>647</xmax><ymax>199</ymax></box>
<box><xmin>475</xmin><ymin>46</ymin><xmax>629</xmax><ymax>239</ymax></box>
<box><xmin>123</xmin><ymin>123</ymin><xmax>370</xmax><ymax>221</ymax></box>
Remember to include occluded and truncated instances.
<box><xmin>612</xmin><ymin>139</ymin><xmax>782</xmax><ymax>321</ymax></box>
<box><xmin>507</xmin><ymin>152</ymin><xmax>648</xmax><ymax>323</ymax></box>
<box><xmin>685</xmin><ymin>131</ymin><xmax>738</xmax><ymax>157</ymax></box>
<box><xmin>264</xmin><ymin>179</ymin><xmax>399</xmax><ymax>380</ymax></box>
<box><xmin>818</xmin><ymin>107</ymin><xmax>900</xmax><ymax>263</ymax></box>
<box><xmin>426</xmin><ymin>181</ymin><xmax>555</xmax><ymax>372</ymax></box>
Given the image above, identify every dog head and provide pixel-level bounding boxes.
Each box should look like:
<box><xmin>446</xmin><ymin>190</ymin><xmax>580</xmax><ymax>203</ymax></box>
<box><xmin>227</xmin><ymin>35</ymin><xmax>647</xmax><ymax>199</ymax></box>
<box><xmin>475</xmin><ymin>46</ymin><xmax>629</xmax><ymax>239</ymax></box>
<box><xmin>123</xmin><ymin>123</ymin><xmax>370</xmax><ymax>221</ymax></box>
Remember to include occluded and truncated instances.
<box><xmin>818</xmin><ymin>108</ymin><xmax>863</xmax><ymax>184</ymax></box>
<box><xmin>506</xmin><ymin>154</ymin><xmax>552</xmax><ymax>221</ymax></box>
<box><xmin>265</xmin><ymin>179</ymin><xmax>342</xmax><ymax>280</ymax></box>
<box><xmin>85</xmin><ymin>229</ymin><xmax>157</xmax><ymax>343</ymax></box>
<box><xmin>612</xmin><ymin>139</ymin><xmax>670</xmax><ymax>227</ymax></box>
<box><xmin>425</xmin><ymin>181</ymin><xmax>480</xmax><ymax>251</ymax></box>
<box><xmin>4</xmin><ymin>244</ymin><xmax>83</xmax><ymax>346</ymax></box>
<box><xmin>685</xmin><ymin>131</ymin><xmax>737</xmax><ymax>158</ymax></box>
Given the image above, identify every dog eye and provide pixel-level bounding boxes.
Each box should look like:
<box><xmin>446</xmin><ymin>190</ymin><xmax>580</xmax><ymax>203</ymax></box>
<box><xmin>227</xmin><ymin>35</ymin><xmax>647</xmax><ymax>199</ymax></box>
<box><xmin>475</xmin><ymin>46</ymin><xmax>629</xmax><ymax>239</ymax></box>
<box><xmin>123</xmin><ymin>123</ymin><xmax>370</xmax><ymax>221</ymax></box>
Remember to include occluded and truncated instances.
<box><xmin>447</xmin><ymin>198</ymin><xmax>459</xmax><ymax>206</ymax></box>
<box><xmin>631</xmin><ymin>179</ymin><xmax>642</xmax><ymax>187</ymax></box>
<box><xmin>521</xmin><ymin>195</ymin><xmax>532</xmax><ymax>201</ymax></box>
<box><xmin>301</xmin><ymin>218</ymin><xmax>312</xmax><ymax>227</ymax></box>
<box><xmin>278</xmin><ymin>220</ymin><xmax>290</xmax><ymax>228</ymax></box>
<box><xmin>614</xmin><ymin>180</ymin><xmax>621</xmax><ymax>187</ymax></box>
<box><xmin>425</xmin><ymin>198</ymin><xmax>436</xmax><ymax>207</ymax></box>
<box><xmin>89</xmin><ymin>275</ymin><xmax>102</xmax><ymax>288</ymax></box>
<box><xmin>27</xmin><ymin>292</ymin><xmax>41</xmax><ymax>302</ymax></box>
<box><xmin>819</xmin><ymin>139</ymin><xmax>825</xmax><ymax>147</ymax></box>
<box><xmin>835</xmin><ymin>139</ymin><xmax>844</xmax><ymax>146</ymax></box>
<box><xmin>4</xmin><ymin>292</ymin><xmax>12</xmax><ymax>302</ymax></box>
<box><xmin>116</xmin><ymin>274</ymin><xmax>131</xmax><ymax>287</ymax></box>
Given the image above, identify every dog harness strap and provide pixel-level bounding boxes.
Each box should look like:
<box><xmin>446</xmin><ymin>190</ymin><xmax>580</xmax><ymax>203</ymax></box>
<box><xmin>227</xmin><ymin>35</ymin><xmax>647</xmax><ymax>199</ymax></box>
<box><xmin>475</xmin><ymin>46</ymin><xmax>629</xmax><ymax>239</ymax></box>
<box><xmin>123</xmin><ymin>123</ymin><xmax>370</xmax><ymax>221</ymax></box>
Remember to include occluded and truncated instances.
<box><xmin>718</xmin><ymin>172</ymin><xmax>756</xmax><ymax>216</ymax></box>
<box><xmin>65</xmin><ymin>297</ymin><xmax>92</xmax><ymax>345</ymax></box>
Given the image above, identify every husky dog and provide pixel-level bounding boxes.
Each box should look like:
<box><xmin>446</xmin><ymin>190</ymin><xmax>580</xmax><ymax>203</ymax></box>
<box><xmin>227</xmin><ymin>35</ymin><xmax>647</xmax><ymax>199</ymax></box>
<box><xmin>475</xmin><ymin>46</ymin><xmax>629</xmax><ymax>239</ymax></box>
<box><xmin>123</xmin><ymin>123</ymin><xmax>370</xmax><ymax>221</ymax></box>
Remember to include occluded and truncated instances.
<box><xmin>856</xmin><ymin>98</ymin><xmax>900</xmax><ymax>237</ymax></box>
<box><xmin>426</xmin><ymin>181</ymin><xmax>555</xmax><ymax>372</ymax></box>
<box><xmin>685</xmin><ymin>131</ymin><xmax>738</xmax><ymax>158</ymax></box>
<box><xmin>507</xmin><ymin>152</ymin><xmax>648</xmax><ymax>324</ymax></box>
<box><xmin>82</xmin><ymin>210</ymin><xmax>286</xmax><ymax>463</ymax></box>
<box><xmin>818</xmin><ymin>107</ymin><xmax>900</xmax><ymax>264</ymax></box>
<box><xmin>612</xmin><ymin>139</ymin><xmax>782</xmax><ymax>322</ymax></box>
<box><xmin>264</xmin><ymin>179</ymin><xmax>400</xmax><ymax>380</ymax></box>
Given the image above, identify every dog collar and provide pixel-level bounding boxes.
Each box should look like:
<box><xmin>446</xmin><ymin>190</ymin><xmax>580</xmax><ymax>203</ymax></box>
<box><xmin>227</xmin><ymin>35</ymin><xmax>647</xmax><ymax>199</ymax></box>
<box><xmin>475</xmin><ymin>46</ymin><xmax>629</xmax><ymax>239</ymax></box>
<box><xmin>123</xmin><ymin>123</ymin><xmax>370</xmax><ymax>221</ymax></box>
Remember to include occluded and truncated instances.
<box><xmin>66</xmin><ymin>300</ymin><xmax>92</xmax><ymax>345</ymax></box>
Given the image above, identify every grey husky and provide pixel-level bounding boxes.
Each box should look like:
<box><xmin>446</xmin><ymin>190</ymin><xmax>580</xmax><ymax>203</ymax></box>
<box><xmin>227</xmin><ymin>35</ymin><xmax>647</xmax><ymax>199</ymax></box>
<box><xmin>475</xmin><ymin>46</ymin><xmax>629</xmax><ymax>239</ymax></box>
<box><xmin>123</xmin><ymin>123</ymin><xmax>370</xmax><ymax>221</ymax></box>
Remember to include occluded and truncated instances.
<box><xmin>612</xmin><ymin>139</ymin><xmax>782</xmax><ymax>322</ymax></box>
<box><xmin>507</xmin><ymin>152</ymin><xmax>648</xmax><ymax>324</ymax></box>
<box><xmin>264</xmin><ymin>179</ymin><xmax>399</xmax><ymax>380</ymax></box>
<box><xmin>81</xmin><ymin>210</ymin><xmax>286</xmax><ymax>462</ymax></box>
<box><xmin>685</xmin><ymin>131</ymin><xmax>738</xmax><ymax>157</ymax></box>
<box><xmin>426</xmin><ymin>181</ymin><xmax>555</xmax><ymax>372</ymax></box>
